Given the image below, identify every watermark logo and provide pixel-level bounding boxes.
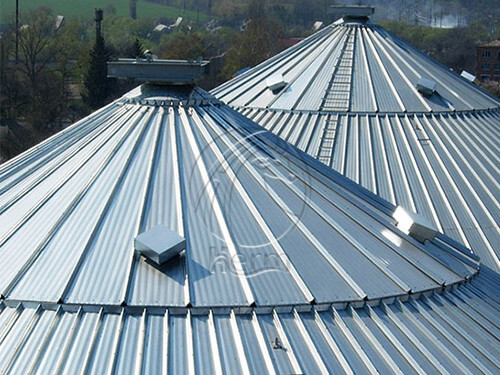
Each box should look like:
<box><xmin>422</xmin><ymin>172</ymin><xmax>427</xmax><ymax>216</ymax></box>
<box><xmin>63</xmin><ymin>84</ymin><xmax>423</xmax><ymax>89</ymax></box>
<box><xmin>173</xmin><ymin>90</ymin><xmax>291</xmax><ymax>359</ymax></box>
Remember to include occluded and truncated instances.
<box><xmin>186</xmin><ymin>121</ymin><xmax>311</xmax><ymax>250</ymax></box>
<box><xmin>209</xmin><ymin>246</ymin><xmax>290</xmax><ymax>277</ymax></box>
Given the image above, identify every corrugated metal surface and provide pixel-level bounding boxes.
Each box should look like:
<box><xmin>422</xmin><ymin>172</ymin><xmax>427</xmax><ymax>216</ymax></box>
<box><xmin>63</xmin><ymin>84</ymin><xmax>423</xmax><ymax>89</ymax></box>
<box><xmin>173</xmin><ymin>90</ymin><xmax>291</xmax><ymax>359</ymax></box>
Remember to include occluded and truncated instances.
<box><xmin>0</xmin><ymin>271</ymin><xmax>498</xmax><ymax>374</ymax></box>
<box><xmin>212</xmin><ymin>20</ymin><xmax>500</xmax><ymax>113</ymax></box>
<box><xmin>1</xmin><ymin>67</ymin><xmax>498</xmax><ymax>372</ymax></box>
<box><xmin>210</xmin><ymin>17</ymin><xmax>500</xmax><ymax>372</ymax></box>
<box><xmin>0</xmin><ymin>86</ymin><xmax>477</xmax><ymax>309</ymax></box>
<box><xmin>213</xmin><ymin>18</ymin><xmax>499</xmax><ymax>276</ymax></box>
<box><xmin>236</xmin><ymin>107</ymin><xmax>500</xmax><ymax>272</ymax></box>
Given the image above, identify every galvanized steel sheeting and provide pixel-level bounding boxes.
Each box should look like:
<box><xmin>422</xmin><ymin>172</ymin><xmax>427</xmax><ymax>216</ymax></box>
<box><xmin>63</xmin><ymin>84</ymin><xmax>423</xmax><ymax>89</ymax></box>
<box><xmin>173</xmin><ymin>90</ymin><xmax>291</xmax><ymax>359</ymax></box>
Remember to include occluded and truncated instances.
<box><xmin>0</xmin><ymin>271</ymin><xmax>499</xmax><ymax>374</ymax></box>
<box><xmin>0</xmin><ymin>90</ymin><xmax>476</xmax><ymax>309</ymax></box>
<box><xmin>212</xmin><ymin>21</ymin><xmax>500</xmax><ymax>113</ymax></box>
<box><xmin>236</xmin><ymin>107</ymin><xmax>500</xmax><ymax>272</ymax></box>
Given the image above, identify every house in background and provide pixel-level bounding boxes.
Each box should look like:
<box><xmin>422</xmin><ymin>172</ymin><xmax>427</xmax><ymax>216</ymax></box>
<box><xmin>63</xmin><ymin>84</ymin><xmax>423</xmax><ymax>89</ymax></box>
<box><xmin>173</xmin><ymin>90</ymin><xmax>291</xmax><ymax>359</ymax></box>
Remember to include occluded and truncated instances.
<box><xmin>477</xmin><ymin>40</ymin><xmax>500</xmax><ymax>81</ymax></box>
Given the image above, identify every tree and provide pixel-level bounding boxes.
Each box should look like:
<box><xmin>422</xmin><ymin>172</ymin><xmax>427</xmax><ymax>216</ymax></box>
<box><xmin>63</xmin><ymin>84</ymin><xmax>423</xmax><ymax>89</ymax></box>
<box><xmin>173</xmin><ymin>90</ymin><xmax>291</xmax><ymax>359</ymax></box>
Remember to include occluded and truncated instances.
<box><xmin>17</xmin><ymin>8</ymin><xmax>54</xmax><ymax>91</ymax></box>
<box><xmin>159</xmin><ymin>31</ymin><xmax>206</xmax><ymax>60</ymax></box>
<box><xmin>9</xmin><ymin>8</ymin><xmax>69</xmax><ymax>130</ymax></box>
<box><xmin>129</xmin><ymin>37</ymin><xmax>145</xmax><ymax>58</ymax></box>
<box><xmin>221</xmin><ymin>0</ymin><xmax>285</xmax><ymax>79</ymax></box>
<box><xmin>82</xmin><ymin>34</ymin><xmax>114</xmax><ymax>109</ymax></box>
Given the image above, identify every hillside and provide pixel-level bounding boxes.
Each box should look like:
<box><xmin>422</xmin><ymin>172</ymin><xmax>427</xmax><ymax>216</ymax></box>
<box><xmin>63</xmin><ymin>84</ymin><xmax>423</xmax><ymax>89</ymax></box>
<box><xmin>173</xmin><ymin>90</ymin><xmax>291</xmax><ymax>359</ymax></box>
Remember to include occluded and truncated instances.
<box><xmin>0</xmin><ymin>0</ymin><xmax>207</xmax><ymax>23</ymax></box>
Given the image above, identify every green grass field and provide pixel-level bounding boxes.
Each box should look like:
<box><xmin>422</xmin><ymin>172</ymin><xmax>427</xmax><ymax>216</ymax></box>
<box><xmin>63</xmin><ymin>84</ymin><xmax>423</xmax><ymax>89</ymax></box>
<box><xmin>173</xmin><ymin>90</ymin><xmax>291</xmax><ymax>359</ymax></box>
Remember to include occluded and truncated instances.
<box><xmin>0</xmin><ymin>0</ymin><xmax>208</xmax><ymax>23</ymax></box>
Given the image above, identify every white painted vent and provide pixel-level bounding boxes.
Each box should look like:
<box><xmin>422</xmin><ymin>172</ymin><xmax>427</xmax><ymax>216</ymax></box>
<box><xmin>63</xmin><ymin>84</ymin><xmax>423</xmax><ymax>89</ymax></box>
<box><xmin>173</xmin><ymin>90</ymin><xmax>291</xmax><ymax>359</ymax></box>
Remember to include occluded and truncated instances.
<box><xmin>135</xmin><ymin>226</ymin><xmax>185</xmax><ymax>265</ymax></box>
<box><xmin>266</xmin><ymin>74</ymin><xmax>287</xmax><ymax>92</ymax></box>
<box><xmin>461</xmin><ymin>70</ymin><xmax>476</xmax><ymax>82</ymax></box>
<box><xmin>393</xmin><ymin>206</ymin><xmax>437</xmax><ymax>243</ymax></box>
<box><xmin>416</xmin><ymin>77</ymin><xmax>436</xmax><ymax>96</ymax></box>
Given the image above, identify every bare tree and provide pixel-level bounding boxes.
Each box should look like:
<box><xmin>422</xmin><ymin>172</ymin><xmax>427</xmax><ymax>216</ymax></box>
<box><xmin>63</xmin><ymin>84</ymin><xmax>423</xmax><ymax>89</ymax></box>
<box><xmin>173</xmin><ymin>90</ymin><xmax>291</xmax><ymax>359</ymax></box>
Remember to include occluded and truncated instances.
<box><xmin>17</xmin><ymin>9</ymin><xmax>55</xmax><ymax>91</ymax></box>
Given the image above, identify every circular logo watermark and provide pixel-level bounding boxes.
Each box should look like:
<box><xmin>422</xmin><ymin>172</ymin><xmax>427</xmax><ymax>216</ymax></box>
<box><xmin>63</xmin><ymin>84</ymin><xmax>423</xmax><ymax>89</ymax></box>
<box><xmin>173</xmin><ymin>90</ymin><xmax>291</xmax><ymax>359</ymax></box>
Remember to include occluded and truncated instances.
<box><xmin>185</xmin><ymin>114</ymin><xmax>312</xmax><ymax>276</ymax></box>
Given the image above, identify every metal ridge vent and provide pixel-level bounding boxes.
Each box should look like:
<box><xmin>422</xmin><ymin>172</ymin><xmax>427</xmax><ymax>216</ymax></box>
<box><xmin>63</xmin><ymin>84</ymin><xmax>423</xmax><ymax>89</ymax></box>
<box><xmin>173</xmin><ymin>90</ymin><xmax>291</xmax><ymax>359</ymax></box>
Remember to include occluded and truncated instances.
<box><xmin>266</xmin><ymin>73</ymin><xmax>287</xmax><ymax>92</ymax></box>
<box><xmin>107</xmin><ymin>58</ymin><xmax>209</xmax><ymax>84</ymax></box>
<box><xmin>416</xmin><ymin>77</ymin><xmax>437</xmax><ymax>96</ymax></box>
<box><xmin>328</xmin><ymin>5</ymin><xmax>375</xmax><ymax>19</ymax></box>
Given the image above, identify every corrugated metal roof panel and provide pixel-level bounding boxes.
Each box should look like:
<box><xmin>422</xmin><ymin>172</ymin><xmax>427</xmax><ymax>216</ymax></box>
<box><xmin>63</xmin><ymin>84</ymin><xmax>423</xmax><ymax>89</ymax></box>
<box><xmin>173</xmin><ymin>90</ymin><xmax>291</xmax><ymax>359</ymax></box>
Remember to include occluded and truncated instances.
<box><xmin>0</xmin><ymin>85</ymin><xmax>478</xmax><ymax>310</ymax></box>
<box><xmin>213</xmin><ymin>20</ymin><xmax>500</xmax><ymax>113</ymax></box>
<box><xmin>240</xmin><ymin>108</ymin><xmax>499</xmax><ymax>273</ymax></box>
<box><xmin>0</xmin><ymin>274</ymin><xmax>499</xmax><ymax>373</ymax></box>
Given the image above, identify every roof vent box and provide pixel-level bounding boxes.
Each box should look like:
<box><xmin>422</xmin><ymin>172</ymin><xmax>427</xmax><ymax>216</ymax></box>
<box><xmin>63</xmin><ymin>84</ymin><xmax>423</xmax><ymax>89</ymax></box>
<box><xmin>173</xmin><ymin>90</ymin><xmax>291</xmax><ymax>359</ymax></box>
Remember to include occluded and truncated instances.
<box><xmin>393</xmin><ymin>206</ymin><xmax>437</xmax><ymax>243</ymax></box>
<box><xmin>134</xmin><ymin>226</ymin><xmax>186</xmax><ymax>265</ymax></box>
<box><xmin>461</xmin><ymin>70</ymin><xmax>476</xmax><ymax>82</ymax></box>
<box><xmin>266</xmin><ymin>74</ymin><xmax>287</xmax><ymax>92</ymax></box>
<box><xmin>416</xmin><ymin>77</ymin><xmax>437</xmax><ymax>96</ymax></box>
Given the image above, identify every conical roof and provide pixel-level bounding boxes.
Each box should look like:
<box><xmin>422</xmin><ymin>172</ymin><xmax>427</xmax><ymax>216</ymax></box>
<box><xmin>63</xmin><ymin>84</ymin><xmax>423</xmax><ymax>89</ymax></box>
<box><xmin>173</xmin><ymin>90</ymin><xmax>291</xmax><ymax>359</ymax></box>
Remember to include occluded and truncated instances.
<box><xmin>213</xmin><ymin>17</ymin><xmax>500</xmax><ymax>113</ymax></box>
<box><xmin>0</xmin><ymin>77</ymin><xmax>498</xmax><ymax>373</ymax></box>
<box><xmin>0</xmin><ymin>84</ymin><xmax>476</xmax><ymax>309</ymax></box>
<box><xmin>213</xmin><ymin>17</ymin><xmax>500</xmax><ymax>273</ymax></box>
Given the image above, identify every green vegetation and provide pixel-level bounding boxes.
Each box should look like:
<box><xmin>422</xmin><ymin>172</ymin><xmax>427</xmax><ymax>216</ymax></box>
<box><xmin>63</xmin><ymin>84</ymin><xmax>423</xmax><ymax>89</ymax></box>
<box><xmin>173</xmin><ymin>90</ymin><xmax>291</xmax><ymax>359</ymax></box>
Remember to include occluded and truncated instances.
<box><xmin>1</xmin><ymin>0</ymin><xmax>499</xmax><ymax>162</ymax></box>
<box><xmin>0</xmin><ymin>0</ymin><xmax>208</xmax><ymax>23</ymax></box>
<box><xmin>83</xmin><ymin>34</ymin><xmax>115</xmax><ymax>109</ymax></box>
<box><xmin>380</xmin><ymin>20</ymin><xmax>499</xmax><ymax>73</ymax></box>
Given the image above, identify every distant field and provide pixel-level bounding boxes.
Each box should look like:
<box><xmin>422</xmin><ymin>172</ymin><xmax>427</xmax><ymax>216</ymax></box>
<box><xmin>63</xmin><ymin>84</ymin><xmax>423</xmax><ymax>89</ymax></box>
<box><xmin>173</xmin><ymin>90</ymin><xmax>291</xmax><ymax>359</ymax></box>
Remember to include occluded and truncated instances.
<box><xmin>0</xmin><ymin>0</ymin><xmax>208</xmax><ymax>23</ymax></box>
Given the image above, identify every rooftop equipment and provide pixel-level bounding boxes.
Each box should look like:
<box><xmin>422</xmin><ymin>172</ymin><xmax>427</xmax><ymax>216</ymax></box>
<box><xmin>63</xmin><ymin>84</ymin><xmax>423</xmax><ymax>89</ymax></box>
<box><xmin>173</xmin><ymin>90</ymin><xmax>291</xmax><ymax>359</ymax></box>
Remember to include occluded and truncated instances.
<box><xmin>393</xmin><ymin>206</ymin><xmax>438</xmax><ymax>243</ymax></box>
<box><xmin>107</xmin><ymin>58</ymin><xmax>209</xmax><ymax>84</ymax></box>
<box><xmin>135</xmin><ymin>226</ymin><xmax>186</xmax><ymax>265</ymax></box>
<box><xmin>461</xmin><ymin>70</ymin><xmax>476</xmax><ymax>82</ymax></box>
<box><xmin>328</xmin><ymin>5</ymin><xmax>375</xmax><ymax>18</ymax></box>
<box><xmin>266</xmin><ymin>73</ymin><xmax>287</xmax><ymax>92</ymax></box>
<box><xmin>416</xmin><ymin>77</ymin><xmax>437</xmax><ymax>96</ymax></box>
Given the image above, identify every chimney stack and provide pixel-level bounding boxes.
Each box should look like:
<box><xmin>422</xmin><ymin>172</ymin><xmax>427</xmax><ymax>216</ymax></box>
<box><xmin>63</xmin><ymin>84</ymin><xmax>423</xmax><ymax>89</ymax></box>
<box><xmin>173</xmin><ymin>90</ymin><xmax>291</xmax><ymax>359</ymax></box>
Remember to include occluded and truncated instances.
<box><xmin>95</xmin><ymin>8</ymin><xmax>103</xmax><ymax>38</ymax></box>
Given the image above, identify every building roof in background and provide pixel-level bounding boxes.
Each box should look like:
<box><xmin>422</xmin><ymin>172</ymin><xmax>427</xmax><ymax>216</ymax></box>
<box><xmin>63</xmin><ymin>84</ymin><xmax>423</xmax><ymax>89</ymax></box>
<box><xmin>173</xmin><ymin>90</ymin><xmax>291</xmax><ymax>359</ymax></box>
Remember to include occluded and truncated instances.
<box><xmin>213</xmin><ymin>17</ymin><xmax>500</xmax><ymax>274</ymax></box>
<box><xmin>213</xmin><ymin>18</ymin><xmax>500</xmax><ymax>113</ymax></box>
<box><xmin>478</xmin><ymin>40</ymin><xmax>500</xmax><ymax>48</ymax></box>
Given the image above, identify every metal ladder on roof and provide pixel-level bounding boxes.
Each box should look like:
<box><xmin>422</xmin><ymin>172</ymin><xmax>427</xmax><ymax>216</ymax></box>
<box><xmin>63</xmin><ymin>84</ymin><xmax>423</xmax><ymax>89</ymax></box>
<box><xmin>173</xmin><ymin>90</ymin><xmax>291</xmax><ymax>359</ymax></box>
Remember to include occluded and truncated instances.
<box><xmin>320</xmin><ymin>27</ymin><xmax>356</xmax><ymax>112</ymax></box>
<box><xmin>316</xmin><ymin>114</ymin><xmax>339</xmax><ymax>166</ymax></box>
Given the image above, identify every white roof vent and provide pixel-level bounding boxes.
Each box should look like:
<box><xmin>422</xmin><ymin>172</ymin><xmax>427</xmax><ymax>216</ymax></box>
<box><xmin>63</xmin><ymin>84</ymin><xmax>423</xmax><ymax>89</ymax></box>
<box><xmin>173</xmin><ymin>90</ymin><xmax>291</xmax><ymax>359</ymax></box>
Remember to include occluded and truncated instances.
<box><xmin>312</xmin><ymin>21</ymin><xmax>324</xmax><ymax>31</ymax></box>
<box><xmin>266</xmin><ymin>74</ymin><xmax>287</xmax><ymax>92</ymax></box>
<box><xmin>461</xmin><ymin>70</ymin><xmax>476</xmax><ymax>82</ymax></box>
<box><xmin>416</xmin><ymin>77</ymin><xmax>436</xmax><ymax>96</ymax></box>
<box><xmin>393</xmin><ymin>206</ymin><xmax>438</xmax><ymax>243</ymax></box>
<box><xmin>135</xmin><ymin>226</ymin><xmax>186</xmax><ymax>265</ymax></box>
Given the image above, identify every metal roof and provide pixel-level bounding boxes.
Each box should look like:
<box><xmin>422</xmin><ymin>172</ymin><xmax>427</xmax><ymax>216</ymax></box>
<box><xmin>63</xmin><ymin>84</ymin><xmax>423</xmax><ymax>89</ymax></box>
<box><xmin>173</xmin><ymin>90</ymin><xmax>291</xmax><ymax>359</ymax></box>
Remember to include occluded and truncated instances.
<box><xmin>0</xmin><ymin>269</ymin><xmax>499</xmax><ymax>374</ymax></box>
<box><xmin>235</xmin><ymin>108</ymin><xmax>500</xmax><ymax>272</ymax></box>
<box><xmin>0</xmin><ymin>72</ymin><xmax>498</xmax><ymax>371</ymax></box>
<box><xmin>212</xmin><ymin>19</ymin><xmax>500</xmax><ymax>113</ymax></box>
<box><xmin>210</xmin><ymin>20</ymin><xmax>500</xmax><ymax>370</ymax></box>
<box><xmin>0</xmin><ymin>85</ymin><xmax>477</xmax><ymax>311</ymax></box>
<box><xmin>212</xmin><ymin>18</ymin><xmax>500</xmax><ymax>275</ymax></box>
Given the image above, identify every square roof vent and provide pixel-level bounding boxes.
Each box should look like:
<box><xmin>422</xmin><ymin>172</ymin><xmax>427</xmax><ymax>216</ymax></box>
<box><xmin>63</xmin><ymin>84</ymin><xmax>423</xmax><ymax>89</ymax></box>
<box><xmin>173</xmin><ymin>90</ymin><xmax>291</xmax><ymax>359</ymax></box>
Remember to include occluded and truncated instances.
<box><xmin>393</xmin><ymin>206</ymin><xmax>437</xmax><ymax>243</ymax></box>
<box><xmin>135</xmin><ymin>226</ymin><xmax>186</xmax><ymax>265</ymax></box>
<box><xmin>266</xmin><ymin>74</ymin><xmax>287</xmax><ymax>92</ymax></box>
<box><xmin>416</xmin><ymin>77</ymin><xmax>436</xmax><ymax>96</ymax></box>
